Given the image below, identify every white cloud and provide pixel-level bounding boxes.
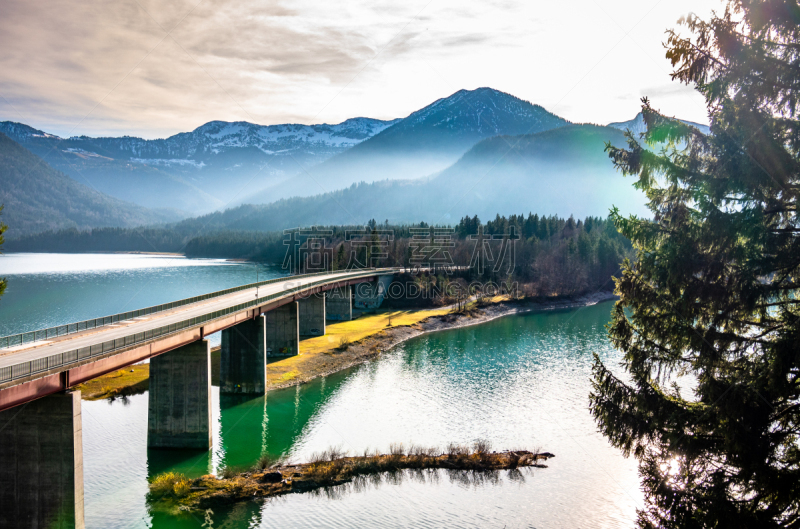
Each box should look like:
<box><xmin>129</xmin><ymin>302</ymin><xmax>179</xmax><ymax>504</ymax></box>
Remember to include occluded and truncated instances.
<box><xmin>0</xmin><ymin>0</ymin><xmax>720</xmax><ymax>138</ymax></box>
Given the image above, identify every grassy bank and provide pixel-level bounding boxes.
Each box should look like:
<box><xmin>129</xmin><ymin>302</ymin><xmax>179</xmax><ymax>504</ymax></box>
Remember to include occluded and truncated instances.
<box><xmin>147</xmin><ymin>443</ymin><xmax>554</xmax><ymax>513</ymax></box>
<box><xmin>76</xmin><ymin>293</ymin><xmax>618</xmax><ymax>400</ymax></box>
<box><xmin>75</xmin><ymin>293</ymin><xmax>617</xmax><ymax>400</ymax></box>
<box><xmin>267</xmin><ymin>307</ymin><xmax>453</xmax><ymax>387</ymax></box>
<box><xmin>76</xmin><ymin>305</ymin><xmax>458</xmax><ymax>400</ymax></box>
<box><xmin>76</xmin><ymin>363</ymin><xmax>151</xmax><ymax>400</ymax></box>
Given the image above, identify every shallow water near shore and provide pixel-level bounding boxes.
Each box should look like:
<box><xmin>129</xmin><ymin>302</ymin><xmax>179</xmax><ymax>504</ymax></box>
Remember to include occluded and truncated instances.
<box><xmin>0</xmin><ymin>254</ymin><xmax>642</xmax><ymax>528</ymax></box>
<box><xmin>82</xmin><ymin>302</ymin><xmax>641</xmax><ymax>529</ymax></box>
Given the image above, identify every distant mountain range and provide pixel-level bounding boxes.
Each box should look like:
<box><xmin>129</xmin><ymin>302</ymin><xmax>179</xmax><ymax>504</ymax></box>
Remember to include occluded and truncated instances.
<box><xmin>165</xmin><ymin>123</ymin><xmax>646</xmax><ymax>233</ymax></box>
<box><xmin>1</xmin><ymin>87</ymin><xmax>710</xmax><ymax>241</ymax></box>
<box><xmin>1</xmin><ymin>88</ymin><xmax>572</xmax><ymax>214</ymax></box>
<box><xmin>0</xmin><ymin>117</ymin><xmax>397</xmax><ymax>214</ymax></box>
<box><xmin>241</xmin><ymin>88</ymin><xmax>571</xmax><ymax>204</ymax></box>
<box><xmin>0</xmin><ymin>132</ymin><xmax>178</xmax><ymax>238</ymax></box>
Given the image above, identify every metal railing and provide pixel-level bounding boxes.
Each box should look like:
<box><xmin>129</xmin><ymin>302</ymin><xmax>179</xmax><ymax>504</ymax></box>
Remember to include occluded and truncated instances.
<box><xmin>0</xmin><ymin>268</ymin><xmax>394</xmax><ymax>350</ymax></box>
<box><xmin>0</xmin><ymin>268</ymin><xmax>399</xmax><ymax>385</ymax></box>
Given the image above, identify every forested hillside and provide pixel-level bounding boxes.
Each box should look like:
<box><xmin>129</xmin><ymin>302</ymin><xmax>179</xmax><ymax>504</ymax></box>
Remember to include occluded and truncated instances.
<box><xmin>0</xmin><ymin>133</ymin><xmax>178</xmax><ymax>238</ymax></box>
<box><xmin>8</xmin><ymin>213</ymin><xmax>631</xmax><ymax>298</ymax></box>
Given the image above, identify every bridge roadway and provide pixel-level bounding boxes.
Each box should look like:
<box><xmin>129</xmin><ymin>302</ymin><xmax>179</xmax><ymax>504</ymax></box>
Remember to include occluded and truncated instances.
<box><xmin>0</xmin><ymin>268</ymin><xmax>398</xmax><ymax>411</ymax></box>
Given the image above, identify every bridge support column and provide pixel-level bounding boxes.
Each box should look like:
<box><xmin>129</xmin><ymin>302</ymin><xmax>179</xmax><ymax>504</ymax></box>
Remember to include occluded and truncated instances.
<box><xmin>0</xmin><ymin>391</ymin><xmax>84</xmax><ymax>529</ymax></box>
<box><xmin>298</xmin><ymin>294</ymin><xmax>326</xmax><ymax>336</ymax></box>
<box><xmin>354</xmin><ymin>276</ymin><xmax>393</xmax><ymax>310</ymax></box>
<box><xmin>220</xmin><ymin>317</ymin><xmax>266</xmax><ymax>394</ymax></box>
<box><xmin>148</xmin><ymin>340</ymin><xmax>211</xmax><ymax>449</ymax></box>
<box><xmin>265</xmin><ymin>302</ymin><xmax>299</xmax><ymax>357</ymax></box>
<box><xmin>326</xmin><ymin>285</ymin><xmax>352</xmax><ymax>321</ymax></box>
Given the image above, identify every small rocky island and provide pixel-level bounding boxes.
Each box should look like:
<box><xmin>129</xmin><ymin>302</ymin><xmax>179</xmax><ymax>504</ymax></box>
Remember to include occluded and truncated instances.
<box><xmin>148</xmin><ymin>443</ymin><xmax>554</xmax><ymax>512</ymax></box>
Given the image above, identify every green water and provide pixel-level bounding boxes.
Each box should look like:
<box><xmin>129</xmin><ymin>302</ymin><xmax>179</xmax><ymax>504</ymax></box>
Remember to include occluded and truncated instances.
<box><xmin>82</xmin><ymin>303</ymin><xmax>641</xmax><ymax>529</ymax></box>
<box><xmin>0</xmin><ymin>254</ymin><xmax>642</xmax><ymax>528</ymax></box>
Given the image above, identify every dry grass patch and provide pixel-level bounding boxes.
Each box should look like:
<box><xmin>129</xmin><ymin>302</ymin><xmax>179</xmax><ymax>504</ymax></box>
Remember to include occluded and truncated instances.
<box><xmin>299</xmin><ymin>309</ymin><xmax>450</xmax><ymax>356</ymax></box>
<box><xmin>76</xmin><ymin>364</ymin><xmax>150</xmax><ymax>400</ymax></box>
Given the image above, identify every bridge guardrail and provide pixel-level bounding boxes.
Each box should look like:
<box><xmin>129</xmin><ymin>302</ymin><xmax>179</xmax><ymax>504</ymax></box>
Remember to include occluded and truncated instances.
<box><xmin>0</xmin><ymin>268</ymin><xmax>400</xmax><ymax>385</ymax></box>
<box><xmin>0</xmin><ymin>268</ymin><xmax>394</xmax><ymax>350</ymax></box>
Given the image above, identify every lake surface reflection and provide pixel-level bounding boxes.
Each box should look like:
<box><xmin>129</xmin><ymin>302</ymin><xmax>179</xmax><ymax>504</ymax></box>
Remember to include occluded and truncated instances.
<box><xmin>0</xmin><ymin>253</ymin><xmax>641</xmax><ymax>528</ymax></box>
<box><xmin>84</xmin><ymin>302</ymin><xmax>641</xmax><ymax>529</ymax></box>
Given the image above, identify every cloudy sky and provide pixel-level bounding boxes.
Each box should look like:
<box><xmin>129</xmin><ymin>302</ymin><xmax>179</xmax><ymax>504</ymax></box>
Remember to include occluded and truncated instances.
<box><xmin>0</xmin><ymin>0</ymin><xmax>721</xmax><ymax>139</ymax></box>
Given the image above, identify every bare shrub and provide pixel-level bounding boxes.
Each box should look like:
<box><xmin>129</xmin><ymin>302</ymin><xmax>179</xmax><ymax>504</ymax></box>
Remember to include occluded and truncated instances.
<box><xmin>253</xmin><ymin>453</ymin><xmax>275</xmax><ymax>470</ymax></box>
<box><xmin>473</xmin><ymin>439</ymin><xmax>492</xmax><ymax>455</ymax></box>
<box><xmin>327</xmin><ymin>445</ymin><xmax>347</xmax><ymax>461</ymax></box>
<box><xmin>310</xmin><ymin>445</ymin><xmax>347</xmax><ymax>464</ymax></box>
<box><xmin>446</xmin><ymin>442</ymin><xmax>469</xmax><ymax>456</ymax></box>
<box><xmin>389</xmin><ymin>442</ymin><xmax>405</xmax><ymax>456</ymax></box>
<box><xmin>409</xmin><ymin>444</ymin><xmax>439</xmax><ymax>457</ymax></box>
<box><xmin>221</xmin><ymin>466</ymin><xmax>244</xmax><ymax>479</ymax></box>
<box><xmin>309</xmin><ymin>451</ymin><xmax>327</xmax><ymax>464</ymax></box>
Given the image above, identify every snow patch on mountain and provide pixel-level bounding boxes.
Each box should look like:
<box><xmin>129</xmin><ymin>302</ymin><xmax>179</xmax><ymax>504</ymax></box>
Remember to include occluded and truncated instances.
<box><xmin>0</xmin><ymin>116</ymin><xmax>399</xmax><ymax>167</ymax></box>
<box><xmin>131</xmin><ymin>158</ymin><xmax>206</xmax><ymax>168</ymax></box>
<box><xmin>608</xmin><ymin>112</ymin><xmax>710</xmax><ymax>136</ymax></box>
<box><xmin>0</xmin><ymin>122</ymin><xmax>62</xmax><ymax>140</ymax></box>
<box><xmin>64</xmin><ymin>147</ymin><xmax>104</xmax><ymax>157</ymax></box>
<box><xmin>183</xmin><ymin>117</ymin><xmax>400</xmax><ymax>155</ymax></box>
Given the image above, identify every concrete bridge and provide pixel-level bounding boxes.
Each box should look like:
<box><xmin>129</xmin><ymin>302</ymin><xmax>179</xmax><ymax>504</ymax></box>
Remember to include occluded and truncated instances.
<box><xmin>0</xmin><ymin>267</ymin><xmax>399</xmax><ymax>529</ymax></box>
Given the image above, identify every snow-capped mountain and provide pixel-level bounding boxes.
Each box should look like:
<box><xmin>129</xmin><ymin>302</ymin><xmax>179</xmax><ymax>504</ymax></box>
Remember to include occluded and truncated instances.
<box><xmin>1</xmin><ymin>88</ymin><xmax>585</xmax><ymax>215</ymax></box>
<box><xmin>0</xmin><ymin>121</ymin><xmax>60</xmax><ymax>140</ymax></box>
<box><xmin>61</xmin><ymin>117</ymin><xmax>399</xmax><ymax>164</ymax></box>
<box><xmin>0</xmin><ymin>117</ymin><xmax>398</xmax><ymax>214</ymax></box>
<box><xmin>165</xmin><ymin>123</ymin><xmax>647</xmax><ymax>233</ymax></box>
<box><xmin>387</xmin><ymin>86</ymin><xmax>567</xmax><ymax>138</ymax></box>
<box><xmin>608</xmin><ymin>112</ymin><xmax>710</xmax><ymax>136</ymax></box>
<box><xmin>241</xmin><ymin>87</ymin><xmax>571</xmax><ymax>204</ymax></box>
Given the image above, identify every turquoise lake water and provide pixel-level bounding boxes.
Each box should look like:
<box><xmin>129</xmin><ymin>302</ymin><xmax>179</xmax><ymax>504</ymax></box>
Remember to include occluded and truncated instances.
<box><xmin>0</xmin><ymin>253</ymin><xmax>642</xmax><ymax>528</ymax></box>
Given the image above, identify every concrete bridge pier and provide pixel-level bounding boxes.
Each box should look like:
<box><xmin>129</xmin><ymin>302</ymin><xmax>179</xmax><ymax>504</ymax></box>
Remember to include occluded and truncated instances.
<box><xmin>148</xmin><ymin>340</ymin><xmax>211</xmax><ymax>450</ymax></box>
<box><xmin>326</xmin><ymin>285</ymin><xmax>352</xmax><ymax>321</ymax></box>
<box><xmin>354</xmin><ymin>275</ymin><xmax>393</xmax><ymax>310</ymax></box>
<box><xmin>0</xmin><ymin>391</ymin><xmax>84</xmax><ymax>529</ymax></box>
<box><xmin>298</xmin><ymin>294</ymin><xmax>326</xmax><ymax>336</ymax></box>
<box><xmin>220</xmin><ymin>316</ymin><xmax>267</xmax><ymax>394</ymax></box>
<box><xmin>266</xmin><ymin>302</ymin><xmax>299</xmax><ymax>358</ymax></box>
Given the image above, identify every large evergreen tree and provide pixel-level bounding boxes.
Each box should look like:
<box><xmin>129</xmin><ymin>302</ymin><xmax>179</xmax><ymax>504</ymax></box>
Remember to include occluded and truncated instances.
<box><xmin>590</xmin><ymin>1</ymin><xmax>800</xmax><ymax>527</ymax></box>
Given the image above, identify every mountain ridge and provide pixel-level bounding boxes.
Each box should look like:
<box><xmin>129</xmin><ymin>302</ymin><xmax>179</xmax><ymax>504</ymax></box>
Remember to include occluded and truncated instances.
<box><xmin>239</xmin><ymin>87</ymin><xmax>572</xmax><ymax>204</ymax></box>
<box><xmin>0</xmin><ymin>132</ymin><xmax>180</xmax><ymax>238</ymax></box>
<box><xmin>0</xmin><ymin>116</ymin><xmax>399</xmax><ymax>214</ymax></box>
<box><xmin>1</xmin><ymin>90</ymin><xmax>707</xmax><ymax>227</ymax></box>
<box><xmin>161</xmin><ymin>123</ymin><xmax>647</xmax><ymax>234</ymax></box>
